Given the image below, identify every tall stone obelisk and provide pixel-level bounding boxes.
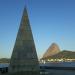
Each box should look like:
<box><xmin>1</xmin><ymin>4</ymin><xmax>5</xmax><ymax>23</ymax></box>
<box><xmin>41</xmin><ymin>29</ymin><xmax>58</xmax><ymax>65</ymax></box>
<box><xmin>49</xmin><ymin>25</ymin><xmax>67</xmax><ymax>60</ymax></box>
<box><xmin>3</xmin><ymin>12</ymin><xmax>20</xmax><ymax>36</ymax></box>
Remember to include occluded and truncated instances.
<box><xmin>9</xmin><ymin>7</ymin><xmax>40</xmax><ymax>75</ymax></box>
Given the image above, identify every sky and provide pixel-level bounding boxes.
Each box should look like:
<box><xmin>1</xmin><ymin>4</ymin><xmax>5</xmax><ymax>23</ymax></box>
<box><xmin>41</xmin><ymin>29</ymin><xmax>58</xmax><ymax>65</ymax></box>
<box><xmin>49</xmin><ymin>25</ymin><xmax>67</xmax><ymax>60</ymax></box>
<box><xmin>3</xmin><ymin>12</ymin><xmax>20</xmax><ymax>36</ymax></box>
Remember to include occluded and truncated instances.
<box><xmin>0</xmin><ymin>0</ymin><xmax>75</xmax><ymax>58</ymax></box>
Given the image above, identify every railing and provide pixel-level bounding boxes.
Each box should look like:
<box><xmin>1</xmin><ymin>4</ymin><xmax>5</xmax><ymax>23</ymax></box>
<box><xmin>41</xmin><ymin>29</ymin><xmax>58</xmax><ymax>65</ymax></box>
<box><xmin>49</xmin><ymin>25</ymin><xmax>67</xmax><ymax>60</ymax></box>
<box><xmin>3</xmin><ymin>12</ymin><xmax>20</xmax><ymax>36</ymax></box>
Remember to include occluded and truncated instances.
<box><xmin>0</xmin><ymin>67</ymin><xmax>8</xmax><ymax>74</ymax></box>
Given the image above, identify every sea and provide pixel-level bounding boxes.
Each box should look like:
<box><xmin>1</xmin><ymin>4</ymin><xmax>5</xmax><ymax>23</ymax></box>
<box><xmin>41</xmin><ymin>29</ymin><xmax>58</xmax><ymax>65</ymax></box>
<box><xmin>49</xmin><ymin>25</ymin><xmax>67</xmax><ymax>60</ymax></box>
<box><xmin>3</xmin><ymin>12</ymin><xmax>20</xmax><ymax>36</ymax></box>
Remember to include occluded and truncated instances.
<box><xmin>0</xmin><ymin>62</ymin><xmax>75</xmax><ymax>75</ymax></box>
<box><xmin>0</xmin><ymin>63</ymin><xmax>9</xmax><ymax>68</ymax></box>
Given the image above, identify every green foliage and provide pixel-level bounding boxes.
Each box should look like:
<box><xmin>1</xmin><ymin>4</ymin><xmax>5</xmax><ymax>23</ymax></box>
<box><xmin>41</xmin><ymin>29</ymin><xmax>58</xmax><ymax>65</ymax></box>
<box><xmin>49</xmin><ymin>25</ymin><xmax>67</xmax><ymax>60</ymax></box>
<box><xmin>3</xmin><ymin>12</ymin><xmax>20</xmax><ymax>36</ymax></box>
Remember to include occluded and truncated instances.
<box><xmin>0</xmin><ymin>58</ymin><xmax>10</xmax><ymax>63</ymax></box>
<box><xmin>43</xmin><ymin>50</ymin><xmax>75</xmax><ymax>59</ymax></box>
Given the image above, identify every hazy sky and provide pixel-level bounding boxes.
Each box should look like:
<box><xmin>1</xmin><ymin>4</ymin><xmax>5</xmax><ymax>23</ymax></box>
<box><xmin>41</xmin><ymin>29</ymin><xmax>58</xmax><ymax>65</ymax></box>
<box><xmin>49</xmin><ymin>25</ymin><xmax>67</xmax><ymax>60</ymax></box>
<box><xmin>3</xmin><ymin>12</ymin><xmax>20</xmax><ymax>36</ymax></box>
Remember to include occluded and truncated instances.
<box><xmin>0</xmin><ymin>0</ymin><xmax>75</xmax><ymax>58</ymax></box>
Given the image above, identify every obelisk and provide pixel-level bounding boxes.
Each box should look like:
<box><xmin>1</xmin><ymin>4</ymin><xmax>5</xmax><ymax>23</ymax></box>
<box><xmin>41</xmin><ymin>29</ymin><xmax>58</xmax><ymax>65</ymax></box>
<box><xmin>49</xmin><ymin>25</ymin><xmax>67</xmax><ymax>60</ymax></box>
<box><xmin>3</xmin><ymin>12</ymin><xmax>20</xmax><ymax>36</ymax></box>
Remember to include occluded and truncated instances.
<box><xmin>9</xmin><ymin>7</ymin><xmax>40</xmax><ymax>75</ymax></box>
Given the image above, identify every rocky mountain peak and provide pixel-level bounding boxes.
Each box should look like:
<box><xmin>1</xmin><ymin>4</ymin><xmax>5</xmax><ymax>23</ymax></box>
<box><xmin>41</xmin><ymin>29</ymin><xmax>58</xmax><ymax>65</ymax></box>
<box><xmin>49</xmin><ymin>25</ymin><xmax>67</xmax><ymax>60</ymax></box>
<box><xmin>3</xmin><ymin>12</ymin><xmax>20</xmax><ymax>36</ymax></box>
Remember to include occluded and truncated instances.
<box><xmin>43</xmin><ymin>43</ymin><xmax>60</xmax><ymax>58</ymax></box>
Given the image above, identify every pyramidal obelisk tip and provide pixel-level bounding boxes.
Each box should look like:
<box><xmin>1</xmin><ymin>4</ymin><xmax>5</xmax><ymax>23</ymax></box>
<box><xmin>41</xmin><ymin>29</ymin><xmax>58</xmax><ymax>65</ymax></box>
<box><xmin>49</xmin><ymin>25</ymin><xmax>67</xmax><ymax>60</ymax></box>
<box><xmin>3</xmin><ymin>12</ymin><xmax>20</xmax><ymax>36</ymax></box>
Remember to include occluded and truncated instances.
<box><xmin>8</xmin><ymin>4</ymin><xmax>40</xmax><ymax>75</ymax></box>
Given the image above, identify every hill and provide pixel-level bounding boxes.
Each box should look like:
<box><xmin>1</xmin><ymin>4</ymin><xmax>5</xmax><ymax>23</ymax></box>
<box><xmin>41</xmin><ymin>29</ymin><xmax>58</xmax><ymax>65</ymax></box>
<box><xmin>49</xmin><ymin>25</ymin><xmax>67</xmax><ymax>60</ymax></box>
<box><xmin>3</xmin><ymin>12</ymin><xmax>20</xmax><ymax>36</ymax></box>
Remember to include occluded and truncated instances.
<box><xmin>42</xmin><ymin>50</ymin><xmax>75</xmax><ymax>60</ymax></box>
<box><xmin>0</xmin><ymin>58</ymin><xmax>10</xmax><ymax>63</ymax></box>
<box><xmin>43</xmin><ymin>43</ymin><xmax>60</xmax><ymax>58</ymax></box>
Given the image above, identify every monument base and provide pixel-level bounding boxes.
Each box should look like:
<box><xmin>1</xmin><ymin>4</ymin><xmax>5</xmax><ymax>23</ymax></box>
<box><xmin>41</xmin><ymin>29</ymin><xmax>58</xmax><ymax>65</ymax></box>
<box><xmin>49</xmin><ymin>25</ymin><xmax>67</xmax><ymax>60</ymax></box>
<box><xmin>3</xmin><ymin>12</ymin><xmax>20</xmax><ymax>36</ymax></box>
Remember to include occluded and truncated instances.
<box><xmin>6</xmin><ymin>71</ymin><xmax>40</xmax><ymax>75</ymax></box>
